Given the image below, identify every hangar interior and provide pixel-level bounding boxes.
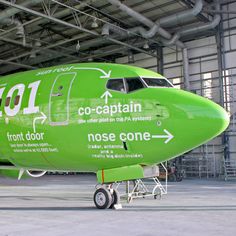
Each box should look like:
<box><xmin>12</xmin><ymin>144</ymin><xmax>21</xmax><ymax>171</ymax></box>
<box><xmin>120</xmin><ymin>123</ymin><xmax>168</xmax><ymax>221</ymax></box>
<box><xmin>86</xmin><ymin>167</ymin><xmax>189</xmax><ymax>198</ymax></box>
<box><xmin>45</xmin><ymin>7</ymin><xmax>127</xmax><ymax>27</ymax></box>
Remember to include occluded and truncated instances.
<box><xmin>0</xmin><ymin>0</ymin><xmax>235</xmax><ymax>179</ymax></box>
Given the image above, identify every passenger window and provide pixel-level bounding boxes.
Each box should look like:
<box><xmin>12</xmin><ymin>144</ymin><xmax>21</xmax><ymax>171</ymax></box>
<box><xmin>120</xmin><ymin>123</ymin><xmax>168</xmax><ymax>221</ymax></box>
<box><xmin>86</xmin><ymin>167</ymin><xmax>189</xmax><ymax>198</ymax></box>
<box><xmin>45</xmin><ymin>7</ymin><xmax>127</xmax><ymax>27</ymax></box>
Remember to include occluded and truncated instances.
<box><xmin>107</xmin><ymin>79</ymin><xmax>125</xmax><ymax>93</ymax></box>
<box><xmin>126</xmin><ymin>78</ymin><xmax>145</xmax><ymax>93</ymax></box>
<box><xmin>14</xmin><ymin>95</ymin><xmax>20</xmax><ymax>106</ymax></box>
<box><xmin>5</xmin><ymin>97</ymin><xmax>11</xmax><ymax>107</ymax></box>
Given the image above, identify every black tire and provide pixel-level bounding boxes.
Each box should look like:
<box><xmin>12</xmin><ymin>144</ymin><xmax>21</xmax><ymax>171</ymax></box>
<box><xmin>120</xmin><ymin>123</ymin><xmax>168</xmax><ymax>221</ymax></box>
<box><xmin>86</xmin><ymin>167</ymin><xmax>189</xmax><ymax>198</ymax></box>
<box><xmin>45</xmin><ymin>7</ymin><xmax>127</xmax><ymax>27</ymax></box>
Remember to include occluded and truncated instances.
<box><xmin>94</xmin><ymin>188</ymin><xmax>112</xmax><ymax>209</ymax></box>
<box><xmin>168</xmin><ymin>173</ymin><xmax>177</xmax><ymax>182</ymax></box>
<box><xmin>176</xmin><ymin>173</ymin><xmax>183</xmax><ymax>182</ymax></box>
<box><xmin>109</xmin><ymin>189</ymin><xmax>120</xmax><ymax>209</ymax></box>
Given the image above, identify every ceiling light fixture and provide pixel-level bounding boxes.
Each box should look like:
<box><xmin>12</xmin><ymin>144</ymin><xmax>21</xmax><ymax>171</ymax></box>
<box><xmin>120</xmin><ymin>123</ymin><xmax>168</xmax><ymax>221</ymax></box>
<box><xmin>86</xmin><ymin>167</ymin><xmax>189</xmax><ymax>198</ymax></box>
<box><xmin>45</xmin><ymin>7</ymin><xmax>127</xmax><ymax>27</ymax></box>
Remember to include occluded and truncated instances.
<box><xmin>143</xmin><ymin>41</ymin><xmax>149</xmax><ymax>49</ymax></box>
<box><xmin>76</xmin><ymin>40</ymin><xmax>80</xmax><ymax>52</ymax></box>
<box><xmin>29</xmin><ymin>52</ymin><xmax>36</xmax><ymax>58</ymax></box>
<box><xmin>35</xmin><ymin>41</ymin><xmax>42</xmax><ymax>47</ymax></box>
<box><xmin>128</xmin><ymin>51</ymin><xmax>134</xmax><ymax>63</ymax></box>
<box><xmin>29</xmin><ymin>41</ymin><xmax>42</xmax><ymax>58</ymax></box>
<box><xmin>91</xmin><ymin>18</ymin><xmax>98</xmax><ymax>28</ymax></box>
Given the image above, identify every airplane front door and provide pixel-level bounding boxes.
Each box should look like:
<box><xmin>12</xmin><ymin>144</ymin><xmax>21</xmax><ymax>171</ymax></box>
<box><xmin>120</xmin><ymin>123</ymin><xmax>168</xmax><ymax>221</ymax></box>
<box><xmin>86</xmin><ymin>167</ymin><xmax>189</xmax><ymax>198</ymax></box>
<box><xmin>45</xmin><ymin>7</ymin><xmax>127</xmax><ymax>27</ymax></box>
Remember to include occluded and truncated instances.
<box><xmin>49</xmin><ymin>72</ymin><xmax>76</xmax><ymax>126</ymax></box>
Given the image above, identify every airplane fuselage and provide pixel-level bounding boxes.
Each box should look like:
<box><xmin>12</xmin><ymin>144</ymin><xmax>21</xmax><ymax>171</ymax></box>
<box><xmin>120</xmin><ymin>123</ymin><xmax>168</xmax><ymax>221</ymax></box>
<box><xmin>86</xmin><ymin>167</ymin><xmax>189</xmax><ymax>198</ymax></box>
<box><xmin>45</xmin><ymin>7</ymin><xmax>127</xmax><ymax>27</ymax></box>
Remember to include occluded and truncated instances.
<box><xmin>0</xmin><ymin>63</ymin><xmax>229</xmax><ymax>175</ymax></box>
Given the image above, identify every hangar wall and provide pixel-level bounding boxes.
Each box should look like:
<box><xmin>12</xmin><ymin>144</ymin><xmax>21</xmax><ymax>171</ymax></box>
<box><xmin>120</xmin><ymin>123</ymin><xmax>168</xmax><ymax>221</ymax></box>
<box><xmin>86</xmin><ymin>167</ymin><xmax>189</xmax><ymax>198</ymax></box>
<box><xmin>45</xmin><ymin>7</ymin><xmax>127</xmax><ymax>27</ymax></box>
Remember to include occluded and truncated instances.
<box><xmin>116</xmin><ymin>1</ymin><xmax>236</xmax><ymax>178</ymax></box>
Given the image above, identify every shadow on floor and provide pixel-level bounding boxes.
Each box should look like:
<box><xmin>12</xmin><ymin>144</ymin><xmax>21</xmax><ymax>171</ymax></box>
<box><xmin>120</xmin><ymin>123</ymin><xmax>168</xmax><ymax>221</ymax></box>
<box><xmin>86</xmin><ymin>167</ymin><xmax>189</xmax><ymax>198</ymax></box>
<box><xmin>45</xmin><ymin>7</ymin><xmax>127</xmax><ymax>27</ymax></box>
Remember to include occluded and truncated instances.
<box><xmin>0</xmin><ymin>205</ymin><xmax>235</xmax><ymax>212</ymax></box>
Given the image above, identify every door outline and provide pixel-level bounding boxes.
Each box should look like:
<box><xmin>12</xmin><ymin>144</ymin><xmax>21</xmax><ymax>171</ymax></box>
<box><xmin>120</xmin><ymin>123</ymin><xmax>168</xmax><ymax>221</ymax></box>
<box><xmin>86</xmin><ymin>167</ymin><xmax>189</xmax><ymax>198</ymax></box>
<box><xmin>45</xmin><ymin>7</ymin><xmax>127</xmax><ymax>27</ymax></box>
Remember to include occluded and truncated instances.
<box><xmin>49</xmin><ymin>72</ymin><xmax>77</xmax><ymax>126</ymax></box>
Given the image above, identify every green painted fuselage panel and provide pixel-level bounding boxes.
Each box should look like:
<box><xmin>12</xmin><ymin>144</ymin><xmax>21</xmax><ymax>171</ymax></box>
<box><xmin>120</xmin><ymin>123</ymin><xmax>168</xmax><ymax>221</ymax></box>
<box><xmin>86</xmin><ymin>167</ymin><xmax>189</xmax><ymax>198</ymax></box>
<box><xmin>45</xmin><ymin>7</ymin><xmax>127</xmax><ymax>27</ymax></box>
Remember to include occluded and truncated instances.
<box><xmin>0</xmin><ymin>63</ymin><xmax>229</xmax><ymax>172</ymax></box>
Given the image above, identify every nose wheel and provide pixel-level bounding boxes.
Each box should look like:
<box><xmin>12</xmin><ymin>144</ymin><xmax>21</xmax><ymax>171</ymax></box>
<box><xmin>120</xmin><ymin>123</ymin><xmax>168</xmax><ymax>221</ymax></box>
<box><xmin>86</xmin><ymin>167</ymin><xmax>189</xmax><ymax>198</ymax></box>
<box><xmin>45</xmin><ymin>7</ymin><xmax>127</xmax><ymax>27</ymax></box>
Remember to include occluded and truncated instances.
<box><xmin>93</xmin><ymin>187</ymin><xmax>121</xmax><ymax>209</ymax></box>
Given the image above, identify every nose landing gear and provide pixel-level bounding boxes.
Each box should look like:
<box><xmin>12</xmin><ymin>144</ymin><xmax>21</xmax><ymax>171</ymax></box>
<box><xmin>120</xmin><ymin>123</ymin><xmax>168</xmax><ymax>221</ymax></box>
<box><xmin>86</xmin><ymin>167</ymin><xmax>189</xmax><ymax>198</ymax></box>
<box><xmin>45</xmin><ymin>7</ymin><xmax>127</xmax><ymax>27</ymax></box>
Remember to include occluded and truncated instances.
<box><xmin>93</xmin><ymin>185</ymin><xmax>121</xmax><ymax>209</ymax></box>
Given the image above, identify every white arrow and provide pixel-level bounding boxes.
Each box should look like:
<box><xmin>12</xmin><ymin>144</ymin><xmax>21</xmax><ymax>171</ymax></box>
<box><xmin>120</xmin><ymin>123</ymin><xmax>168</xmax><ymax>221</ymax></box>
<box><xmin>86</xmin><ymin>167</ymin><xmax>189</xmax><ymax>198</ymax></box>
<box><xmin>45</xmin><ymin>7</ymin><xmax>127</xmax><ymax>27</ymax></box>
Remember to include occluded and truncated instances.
<box><xmin>33</xmin><ymin>112</ymin><xmax>47</xmax><ymax>133</ymax></box>
<box><xmin>72</xmin><ymin>67</ymin><xmax>111</xmax><ymax>79</ymax></box>
<box><xmin>100</xmin><ymin>70</ymin><xmax>111</xmax><ymax>79</ymax></box>
<box><xmin>152</xmin><ymin>129</ymin><xmax>174</xmax><ymax>144</ymax></box>
<box><xmin>101</xmin><ymin>91</ymin><xmax>112</xmax><ymax>104</ymax></box>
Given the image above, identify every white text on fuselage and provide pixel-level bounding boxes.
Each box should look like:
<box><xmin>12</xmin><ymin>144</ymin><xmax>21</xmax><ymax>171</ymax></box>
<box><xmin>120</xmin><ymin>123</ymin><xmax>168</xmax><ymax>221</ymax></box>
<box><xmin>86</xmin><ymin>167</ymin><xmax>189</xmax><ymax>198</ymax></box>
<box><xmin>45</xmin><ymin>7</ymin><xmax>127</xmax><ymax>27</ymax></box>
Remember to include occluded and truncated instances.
<box><xmin>36</xmin><ymin>66</ymin><xmax>74</xmax><ymax>76</ymax></box>
<box><xmin>78</xmin><ymin>101</ymin><xmax>142</xmax><ymax>117</ymax></box>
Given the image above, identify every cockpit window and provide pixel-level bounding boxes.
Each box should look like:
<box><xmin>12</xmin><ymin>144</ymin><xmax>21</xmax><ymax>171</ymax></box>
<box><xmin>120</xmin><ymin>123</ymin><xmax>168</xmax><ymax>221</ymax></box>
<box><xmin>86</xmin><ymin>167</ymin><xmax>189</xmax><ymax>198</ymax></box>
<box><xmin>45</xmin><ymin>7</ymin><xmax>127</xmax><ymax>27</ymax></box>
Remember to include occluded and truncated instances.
<box><xmin>142</xmin><ymin>78</ymin><xmax>173</xmax><ymax>87</ymax></box>
<box><xmin>126</xmin><ymin>78</ymin><xmax>145</xmax><ymax>93</ymax></box>
<box><xmin>106</xmin><ymin>79</ymin><xmax>125</xmax><ymax>93</ymax></box>
<box><xmin>106</xmin><ymin>77</ymin><xmax>171</xmax><ymax>94</ymax></box>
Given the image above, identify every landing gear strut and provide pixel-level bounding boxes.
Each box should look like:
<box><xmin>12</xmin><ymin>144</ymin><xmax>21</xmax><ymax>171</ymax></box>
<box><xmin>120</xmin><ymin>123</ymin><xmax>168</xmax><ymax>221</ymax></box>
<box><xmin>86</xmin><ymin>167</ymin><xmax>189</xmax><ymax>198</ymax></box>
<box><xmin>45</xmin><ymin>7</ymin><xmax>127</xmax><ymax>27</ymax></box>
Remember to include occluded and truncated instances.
<box><xmin>93</xmin><ymin>186</ymin><xmax>121</xmax><ymax>209</ymax></box>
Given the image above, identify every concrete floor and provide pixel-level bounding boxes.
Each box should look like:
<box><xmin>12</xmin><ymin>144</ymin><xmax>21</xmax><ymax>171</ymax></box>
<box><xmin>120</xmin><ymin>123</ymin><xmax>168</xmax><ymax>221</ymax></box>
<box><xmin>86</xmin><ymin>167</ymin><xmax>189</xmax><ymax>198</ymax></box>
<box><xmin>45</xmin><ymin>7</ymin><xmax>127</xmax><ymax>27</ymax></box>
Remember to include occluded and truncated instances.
<box><xmin>0</xmin><ymin>175</ymin><xmax>236</xmax><ymax>236</ymax></box>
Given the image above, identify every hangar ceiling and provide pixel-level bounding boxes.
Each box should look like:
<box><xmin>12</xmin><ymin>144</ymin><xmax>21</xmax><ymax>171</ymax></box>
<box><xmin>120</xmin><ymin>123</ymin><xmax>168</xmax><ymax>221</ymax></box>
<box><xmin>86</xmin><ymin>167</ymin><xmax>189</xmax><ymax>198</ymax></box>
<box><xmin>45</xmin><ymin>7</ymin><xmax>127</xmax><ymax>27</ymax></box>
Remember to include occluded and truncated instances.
<box><xmin>0</xmin><ymin>0</ymin><xmax>228</xmax><ymax>76</ymax></box>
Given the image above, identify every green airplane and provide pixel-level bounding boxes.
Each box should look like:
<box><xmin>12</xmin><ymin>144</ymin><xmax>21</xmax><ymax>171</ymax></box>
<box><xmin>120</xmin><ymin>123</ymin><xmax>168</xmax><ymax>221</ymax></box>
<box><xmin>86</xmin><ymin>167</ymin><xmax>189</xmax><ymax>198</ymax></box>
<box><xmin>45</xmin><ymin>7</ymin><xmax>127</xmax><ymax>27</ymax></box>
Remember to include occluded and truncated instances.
<box><xmin>0</xmin><ymin>63</ymin><xmax>229</xmax><ymax>209</ymax></box>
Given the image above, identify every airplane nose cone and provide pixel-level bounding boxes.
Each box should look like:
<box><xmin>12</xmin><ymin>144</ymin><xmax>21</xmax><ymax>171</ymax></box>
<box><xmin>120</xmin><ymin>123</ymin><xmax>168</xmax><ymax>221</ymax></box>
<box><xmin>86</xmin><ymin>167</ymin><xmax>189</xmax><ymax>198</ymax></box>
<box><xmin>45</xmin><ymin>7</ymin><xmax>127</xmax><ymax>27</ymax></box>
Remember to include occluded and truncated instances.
<box><xmin>205</xmin><ymin>100</ymin><xmax>229</xmax><ymax>137</ymax></box>
<box><xmin>189</xmin><ymin>93</ymin><xmax>229</xmax><ymax>139</ymax></box>
<box><xmin>171</xmin><ymin>90</ymin><xmax>229</xmax><ymax>151</ymax></box>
